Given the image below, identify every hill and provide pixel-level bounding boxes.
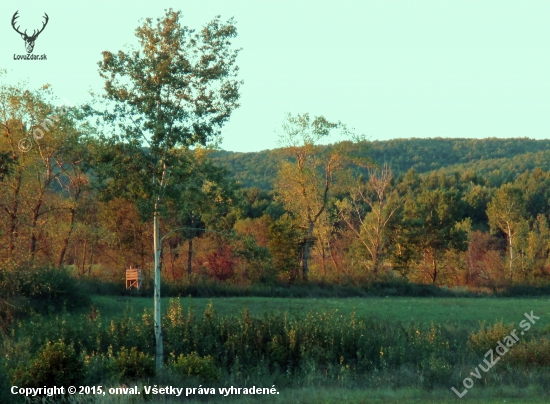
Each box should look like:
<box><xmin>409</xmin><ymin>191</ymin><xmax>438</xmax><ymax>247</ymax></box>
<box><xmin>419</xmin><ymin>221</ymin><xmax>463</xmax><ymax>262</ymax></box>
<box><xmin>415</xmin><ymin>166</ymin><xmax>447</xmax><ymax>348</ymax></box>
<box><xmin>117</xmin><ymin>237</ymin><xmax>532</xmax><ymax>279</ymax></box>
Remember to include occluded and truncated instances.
<box><xmin>211</xmin><ymin>137</ymin><xmax>550</xmax><ymax>190</ymax></box>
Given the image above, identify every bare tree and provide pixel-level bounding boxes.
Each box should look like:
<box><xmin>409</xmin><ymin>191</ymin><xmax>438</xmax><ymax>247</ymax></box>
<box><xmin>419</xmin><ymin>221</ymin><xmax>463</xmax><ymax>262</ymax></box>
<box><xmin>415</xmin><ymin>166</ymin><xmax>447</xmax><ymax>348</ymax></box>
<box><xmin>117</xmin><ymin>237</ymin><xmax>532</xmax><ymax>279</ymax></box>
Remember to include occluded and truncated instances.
<box><xmin>337</xmin><ymin>164</ymin><xmax>400</xmax><ymax>278</ymax></box>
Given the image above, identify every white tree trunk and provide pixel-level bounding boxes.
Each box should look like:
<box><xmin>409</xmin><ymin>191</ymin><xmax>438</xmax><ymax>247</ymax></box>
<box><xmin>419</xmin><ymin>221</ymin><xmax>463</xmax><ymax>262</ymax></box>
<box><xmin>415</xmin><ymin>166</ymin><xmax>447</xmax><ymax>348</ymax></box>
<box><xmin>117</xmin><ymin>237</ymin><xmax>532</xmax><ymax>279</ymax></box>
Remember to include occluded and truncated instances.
<box><xmin>507</xmin><ymin>221</ymin><xmax>513</xmax><ymax>280</ymax></box>
<box><xmin>153</xmin><ymin>210</ymin><xmax>163</xmax><ymax>370</ymax></box>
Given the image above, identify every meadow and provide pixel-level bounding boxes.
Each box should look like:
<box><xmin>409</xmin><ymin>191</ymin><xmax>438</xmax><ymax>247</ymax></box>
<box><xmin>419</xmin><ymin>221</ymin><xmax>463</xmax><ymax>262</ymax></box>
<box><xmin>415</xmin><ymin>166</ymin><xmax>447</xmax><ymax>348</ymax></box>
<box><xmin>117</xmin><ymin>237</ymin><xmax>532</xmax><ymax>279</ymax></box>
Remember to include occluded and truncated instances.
<box><xmin>92</xmin><ymin>295</ymin><xmax>550</xmax><ymax>327</ymax></box>
<box><xmin>4</xmin><ymin>293</ymin><xmax>550</xmax><ymax>403</ymax></box>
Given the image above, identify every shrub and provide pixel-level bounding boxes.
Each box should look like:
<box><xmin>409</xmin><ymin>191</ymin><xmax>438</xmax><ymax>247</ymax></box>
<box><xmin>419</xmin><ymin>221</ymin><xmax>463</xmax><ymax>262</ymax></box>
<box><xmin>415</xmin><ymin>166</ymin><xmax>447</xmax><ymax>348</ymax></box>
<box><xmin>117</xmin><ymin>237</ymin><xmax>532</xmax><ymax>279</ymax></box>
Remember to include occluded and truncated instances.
<box><xmin>505</xmin><ymin>338</ymin><xmax>550</xmax><ymax>368</ymax></box>
<box><xmin>172</xmin><ymin>352</ymin><xmax>219</xmax><ymax>382</ymax></box>
<box><xmin>1</xmin><ymin>266</ymin><xmax>91</xmax><ymax>320</ymax></box>
<box><xmin>83</xmin><ymin>352</ymin><xmax>112</xmax><ymax>385</ymax></box>
<box><xmin>0</xmin><ymin>360</ymin><xmax>15</xmax><ymax>404</ymax></box>
<box><xmin>18</xmin><ymin>266</ymin><xmax>91</xmax><ymax>312</ymax></box>
<box><xmin>467</xmin><ymin>321</ymin><xmax>514</xmax><ymax>355</ymax></box>
<box><xmin>112</xmin><ymin>347</ymin><xmax>155</xmax><ymax>380</ymax></box>
<box><xmin>421</xmin><ymin>355</ymin><xmax>452</xmax><ymax>390</ymax></box>
<box><xmin>12</xmin><ymin>340</ymin><xmax>84</xmax><ymax>388</ymax></box>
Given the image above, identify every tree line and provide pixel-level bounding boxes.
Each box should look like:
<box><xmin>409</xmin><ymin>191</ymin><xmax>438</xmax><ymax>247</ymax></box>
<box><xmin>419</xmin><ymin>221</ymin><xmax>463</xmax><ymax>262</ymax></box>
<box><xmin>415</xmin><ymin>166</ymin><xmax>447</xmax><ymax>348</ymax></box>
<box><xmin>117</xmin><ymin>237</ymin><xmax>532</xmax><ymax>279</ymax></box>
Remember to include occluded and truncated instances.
<box><xmin>210</xmin><ymin>138</ymin><xmax>550</xmax><ymax>190</ymax></box>
<box><xmin>1</xmin><ymin>8</ymin><xmax>550</xmax><ymax>291</ymax></box>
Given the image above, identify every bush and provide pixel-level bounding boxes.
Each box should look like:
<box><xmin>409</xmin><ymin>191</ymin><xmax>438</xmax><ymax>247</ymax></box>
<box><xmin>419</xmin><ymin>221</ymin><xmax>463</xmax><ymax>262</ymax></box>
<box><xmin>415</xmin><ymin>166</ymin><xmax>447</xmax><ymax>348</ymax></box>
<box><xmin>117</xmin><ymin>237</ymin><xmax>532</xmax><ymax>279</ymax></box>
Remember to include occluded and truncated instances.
<box><xmin>112</xmin><ymin>347</ymin><xmax>155</xmax><ymax>380</ymax></box>
<box><xmin>506</xmin><ymin>338</ymin><xmax>550</xmax><ymax>368</ymax></box>
<box><xmin>12</xmin><ymin>340</ymin><xmax>84</xmax><ymax>388</ymax></box>
<box><xmin>421</xmin><ymin>355</ymin><xmax>452</xmax><ymax>390</ymax></box>
<box><xmin>83</xmin><ymin>352</ymin><xmax>112</xmax><ymax>385</ymax></box>
<box><xmin>1</xmin><ymin>266</ymin><xmax>90</xmax><ymax>323</ymax></box>
<box><xmin>467</xmin><ymin>321</ymin><xmax>514</xmax><ymax>355</ymax></box>
<box><xmin>499</xmin><ymin>284</ymin><xmax>550</xmax><ymax>297</ymax></box>
<box><xmin>18</xmin><ymin>266</ymin><xmax>91</xmax><ymax>313</ymax></box>
<box><xmin>172</xmin><ymin>352</ymin><xmax>219</xmax><ymax>382</ymax></box>
<box><xmin>0</xmin><ymin>360</ymin><xmax>15</xmax><ymax>404</ymax></box>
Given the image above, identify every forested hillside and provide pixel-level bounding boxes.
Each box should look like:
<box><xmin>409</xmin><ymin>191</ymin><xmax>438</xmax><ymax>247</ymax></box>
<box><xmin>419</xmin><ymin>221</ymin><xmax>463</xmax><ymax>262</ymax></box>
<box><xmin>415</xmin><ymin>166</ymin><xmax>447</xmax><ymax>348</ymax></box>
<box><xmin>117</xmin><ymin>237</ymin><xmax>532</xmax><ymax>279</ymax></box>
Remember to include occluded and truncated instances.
<box><xmin>211</xmin><ymin>138</ymin><xmax>550</xmax><ymax>189</ymax></box>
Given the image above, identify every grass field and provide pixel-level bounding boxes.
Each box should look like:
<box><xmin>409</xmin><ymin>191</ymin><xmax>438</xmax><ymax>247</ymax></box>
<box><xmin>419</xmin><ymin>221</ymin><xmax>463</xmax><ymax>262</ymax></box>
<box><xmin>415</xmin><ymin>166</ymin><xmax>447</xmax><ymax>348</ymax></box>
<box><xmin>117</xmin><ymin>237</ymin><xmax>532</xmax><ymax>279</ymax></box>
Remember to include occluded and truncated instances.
<box><xmin>172</xmin><ymin>388</ymin><xmax>549</xmax><ymax>404</ymax></box>
<box><xmin>82</xmin><ymin>295</ymin><xmax>550</xmax><ymax>403</ymax></box>
<box><xmin>9</xmin><ymin>295</ymin><xmax>549</xmax><ymax>403</ymax></box>
<box><xmin>64</xmin><ymin>386</ymin><xmax>549</xmax><ymax>404</ymax></box>
<box><xmin>91</xmin><ymin>295</ymin><xmax>550</xmax><ymax>328</ymax></box>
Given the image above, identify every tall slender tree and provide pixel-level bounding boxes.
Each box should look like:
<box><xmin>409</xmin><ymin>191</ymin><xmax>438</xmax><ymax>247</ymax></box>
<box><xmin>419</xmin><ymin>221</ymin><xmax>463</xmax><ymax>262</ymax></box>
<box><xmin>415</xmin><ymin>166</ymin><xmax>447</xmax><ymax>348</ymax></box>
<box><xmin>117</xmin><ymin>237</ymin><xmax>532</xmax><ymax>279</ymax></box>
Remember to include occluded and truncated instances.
<box><xmin>90</xmin><ymin>9</ymin><xmax>242</xmax><ymax>370</ymax></box>
<box><xmin>487</xmin><ymin>184</ymin><xmax>528</xmax><ymax>280</ymax></box>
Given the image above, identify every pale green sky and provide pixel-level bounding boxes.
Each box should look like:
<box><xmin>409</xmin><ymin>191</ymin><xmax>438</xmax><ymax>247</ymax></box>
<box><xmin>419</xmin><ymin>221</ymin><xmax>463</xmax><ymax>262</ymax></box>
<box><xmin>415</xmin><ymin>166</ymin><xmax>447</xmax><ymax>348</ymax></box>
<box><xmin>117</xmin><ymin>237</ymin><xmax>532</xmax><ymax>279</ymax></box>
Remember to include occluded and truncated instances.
<box><xmin>2</xmin><ymin>1</ymin><xmax>550</xmax><ymax>152</ymax></box>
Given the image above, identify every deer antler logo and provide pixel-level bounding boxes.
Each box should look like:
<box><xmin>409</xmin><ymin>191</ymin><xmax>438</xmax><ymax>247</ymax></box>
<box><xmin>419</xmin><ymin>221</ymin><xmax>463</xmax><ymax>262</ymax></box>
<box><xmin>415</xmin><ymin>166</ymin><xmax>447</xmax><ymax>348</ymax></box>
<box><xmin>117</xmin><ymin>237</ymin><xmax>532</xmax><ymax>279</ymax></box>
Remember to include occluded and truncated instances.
<box><xmin>11</xmin><ymin>11</ymin><xmax>49</xmax><ymax>54</ymax></box>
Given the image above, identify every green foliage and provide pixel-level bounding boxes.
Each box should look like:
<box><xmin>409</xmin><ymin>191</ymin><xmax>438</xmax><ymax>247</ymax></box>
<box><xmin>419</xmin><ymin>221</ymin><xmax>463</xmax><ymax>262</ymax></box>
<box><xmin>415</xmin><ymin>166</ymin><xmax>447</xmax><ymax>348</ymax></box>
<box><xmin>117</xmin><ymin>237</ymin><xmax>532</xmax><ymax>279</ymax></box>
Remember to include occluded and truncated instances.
<box><xmin>487</xmin><ymin>184</ymin><xmax>527</xmax><ymax>236</ymax></box>
<box><xmin>96</xmin><ymin>9</ymin><xmax>241</xmax><ymax>151</ymax></box>
<box><xmin>514</xmin><ymin>168</ymin><xmax>550</xmax><ymax>220</ymax></box>
<box><xmin>0</xmin><ymin>151</ymin><xmax>14</xmax><ymax>182</ymax></box>
<box><xmin>3</xmin><ymin>296</ymin><xmax>550</xmax><ymax>394</ymax></box>
<box><xmin>171</xmin><ymin>351</ymin><xmax>219</xmax><ymax>382</ymax></box>
<box><xmin>87</xmin><ymin>141</ymin><xmax>158</xmax><ymax>208</ymax></box>
<box><xmin>267</xmin><ymin>214</ymin><xmax>302</xmax><ymax>282</ymax></box>
<box><xmin>210</xmin><ymin>149</ymin><xmax>280</xmax><ymax>190</ymax></box>
<box><xmin>462</xmin><ymin>184</ymin><xmax>492</xmax><ymax>226</ymax></box>
<box><xmin>12</xmin><ymin>340</ymin><xmax>84</xmax><ymax>388</ymax></box>
<box><xmin>421</xmin><ymin>355</ymin><xmax>452</xmax><ymax>390</ymax></box>
<box><xmin>231</xmin><ymin>233</ymin><xmax>276</xmax><ymax>283</ymax></box>
<box><xmin>112</xmin><ymin>347</ymin><xmax>155</xmax><ymax>380</ymax></box>
<box><xmin>0</xmin><ymin>360</ymin><xmax>12</xmax><ymax>404</ymax></box>
<box><xmin>393</xmin><ymin>189</ymin><xmax>468</xmax><ymax>283</ymax></box>
<box><xmin>467</xmin><ymin>321</ymin><xmax>515</xmax><ymax>355</ymax></box>
<box><xmin>239</xmin><ymin>188</ymin><xmax>278</xmax><ymax>219</ymax></box>
<box><xmin>0</xmin><ymin>266</ymin><xmax>90</xmax><ymax>332</ymax></box>
<box><xmin>506</xmin><ymin>338</ymin><xmax>550</xmax><ymax>368</ymax></box>
<box><xmin>211</xmin><ymin>138</ymin><xmax>550</xmax><ymax>191</ymax></box>
<box><xmin>16</xmin><ymin>266</ymin><xmax>91</xmax><ymax>313</ymax></box>
<box><xmin>88</xmin><ymin>7</ymin><xmax>243</xmax><ymax>231</ymax></box>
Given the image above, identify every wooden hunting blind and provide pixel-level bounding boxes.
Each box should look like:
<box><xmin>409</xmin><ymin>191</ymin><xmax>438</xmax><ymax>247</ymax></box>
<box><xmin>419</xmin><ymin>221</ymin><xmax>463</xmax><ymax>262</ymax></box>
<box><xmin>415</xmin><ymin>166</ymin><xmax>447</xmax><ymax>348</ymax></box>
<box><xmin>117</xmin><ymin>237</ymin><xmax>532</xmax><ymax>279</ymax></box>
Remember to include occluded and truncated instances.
<box><xmin>126</xmin><ymin>267</ymin><xmax>142</xmax><ymax>290</ymax></box>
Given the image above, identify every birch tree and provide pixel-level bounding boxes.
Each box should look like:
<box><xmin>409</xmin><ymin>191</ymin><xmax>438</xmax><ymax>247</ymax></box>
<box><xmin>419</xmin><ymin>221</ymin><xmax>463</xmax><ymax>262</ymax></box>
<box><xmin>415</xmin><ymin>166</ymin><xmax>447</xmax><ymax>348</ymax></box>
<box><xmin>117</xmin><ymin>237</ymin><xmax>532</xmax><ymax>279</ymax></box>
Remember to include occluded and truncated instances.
<box><xmin>90</xmin><ymin>9</ymin><xmax>241</xmax><ymax>370</ymax></box>
<box><xmin>487</xmin><ymin>184</ymin><xmax>528</xmax><ymax>280</ymax></box>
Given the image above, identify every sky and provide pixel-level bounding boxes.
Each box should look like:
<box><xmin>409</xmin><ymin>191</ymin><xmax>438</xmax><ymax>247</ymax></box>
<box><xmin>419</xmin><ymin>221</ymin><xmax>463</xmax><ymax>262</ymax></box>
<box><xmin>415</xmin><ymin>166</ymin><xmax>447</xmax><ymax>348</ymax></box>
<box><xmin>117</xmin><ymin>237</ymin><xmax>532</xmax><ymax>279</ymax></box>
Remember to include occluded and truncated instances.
<box><xmin>2</xmin><ymin>0</ymin><xmax>550</xmax><ymax>152</ymax></box>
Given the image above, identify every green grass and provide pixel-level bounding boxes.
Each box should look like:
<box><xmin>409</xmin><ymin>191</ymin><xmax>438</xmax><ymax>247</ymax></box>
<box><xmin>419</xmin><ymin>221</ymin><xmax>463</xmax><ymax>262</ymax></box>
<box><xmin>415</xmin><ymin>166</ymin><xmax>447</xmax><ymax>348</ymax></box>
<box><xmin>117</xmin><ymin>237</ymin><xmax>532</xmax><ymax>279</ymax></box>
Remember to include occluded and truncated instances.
<box><xmin>91</xmin><ymin>295</ymin><xmax>550</xmax><ymax>328</ymax></box>
<box><xmin>7</xmin><ymin>295</ymin><xmax>550</xmax><ymax>403</ymax></box>
<box><xmin>14</xmin><ymin>295</ymin><xmax>550</xmax><ymax>404</ymax></box>
<box><xmin>178</xmin><ymin>386</ymin><xmax>549</xmax><ymax>404</ymax></box>
<box><xmin>63</xmin><ymin>386</ymin><xmax>549</xmax><ymax>404</ymax></box>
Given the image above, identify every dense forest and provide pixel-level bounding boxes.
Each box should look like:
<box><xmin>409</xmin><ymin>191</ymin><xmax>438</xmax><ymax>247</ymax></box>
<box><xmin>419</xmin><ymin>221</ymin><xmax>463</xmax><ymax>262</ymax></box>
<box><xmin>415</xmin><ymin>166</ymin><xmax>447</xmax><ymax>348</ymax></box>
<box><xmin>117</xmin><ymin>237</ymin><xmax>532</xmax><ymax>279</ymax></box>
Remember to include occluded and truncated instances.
<box><xmin>210</xmin><ymin>138</ymin><xmax>550</xmax><ymax>190</ymax></box>
<box><xmin>2</xmin><ymin>83</ymin><xmax>550</xmax><ymax>289</ymax></box>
